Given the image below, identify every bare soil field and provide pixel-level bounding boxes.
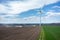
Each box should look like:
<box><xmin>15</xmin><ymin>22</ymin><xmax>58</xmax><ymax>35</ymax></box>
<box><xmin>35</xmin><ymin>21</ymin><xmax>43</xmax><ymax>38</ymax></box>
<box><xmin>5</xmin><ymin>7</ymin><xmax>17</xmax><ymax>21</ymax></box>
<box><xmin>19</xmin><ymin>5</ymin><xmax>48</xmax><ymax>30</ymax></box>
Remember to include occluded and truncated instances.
<box><xmin>0</xmin><ymin>27</ymin><xmax>40</xmax><ymax>40</ymax></box>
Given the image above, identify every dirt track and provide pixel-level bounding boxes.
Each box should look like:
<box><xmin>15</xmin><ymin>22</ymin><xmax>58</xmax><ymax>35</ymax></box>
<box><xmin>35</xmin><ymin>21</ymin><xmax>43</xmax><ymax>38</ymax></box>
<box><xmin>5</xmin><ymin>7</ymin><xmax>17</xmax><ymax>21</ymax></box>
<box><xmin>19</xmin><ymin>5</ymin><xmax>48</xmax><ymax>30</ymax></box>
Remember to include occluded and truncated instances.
<box><xmin>0</xmin><ymin>27</ymin><xmax>40</xmax><ymax>40</ymax></box>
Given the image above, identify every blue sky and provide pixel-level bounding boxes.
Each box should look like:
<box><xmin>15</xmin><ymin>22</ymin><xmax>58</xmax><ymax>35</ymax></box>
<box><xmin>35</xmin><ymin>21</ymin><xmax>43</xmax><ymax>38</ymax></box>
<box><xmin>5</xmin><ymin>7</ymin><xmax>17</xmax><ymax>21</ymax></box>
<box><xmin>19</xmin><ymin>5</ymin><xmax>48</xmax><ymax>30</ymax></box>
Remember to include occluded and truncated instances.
<box><xmin>0</xmin><ymin>0</ymin><xmax>60</xmax><ymax>24</ymax></box>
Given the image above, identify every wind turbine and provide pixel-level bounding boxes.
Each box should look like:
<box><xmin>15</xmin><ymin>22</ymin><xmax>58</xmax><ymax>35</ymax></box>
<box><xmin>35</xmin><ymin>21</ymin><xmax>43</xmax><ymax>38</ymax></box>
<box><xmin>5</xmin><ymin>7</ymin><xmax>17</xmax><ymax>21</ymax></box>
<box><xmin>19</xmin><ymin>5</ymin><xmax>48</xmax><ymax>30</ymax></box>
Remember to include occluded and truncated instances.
<box><xmin>38</xmin><ymin>5</ymin><xmax>45</xmax><ymax>27</ymax></box>
<box><xmin>37</xmin><ymin>9</ymin><xmax>43</xmax><ymax>27</ymax></box>
<box><xmin>40</xmin><ymin>10</ymin><xmax>42</xmax><ymax>27</ymax></box>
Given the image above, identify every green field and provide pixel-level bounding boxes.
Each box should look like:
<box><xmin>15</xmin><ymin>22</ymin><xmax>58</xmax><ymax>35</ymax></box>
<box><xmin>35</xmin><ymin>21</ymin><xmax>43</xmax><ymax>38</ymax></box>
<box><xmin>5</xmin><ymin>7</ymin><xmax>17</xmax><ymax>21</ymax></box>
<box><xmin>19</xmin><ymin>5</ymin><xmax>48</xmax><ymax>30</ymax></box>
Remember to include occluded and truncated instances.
<box><xmin>37</xmin><ymin>24</ymin><xmax>60</xmax><ymax>40</ymax></box>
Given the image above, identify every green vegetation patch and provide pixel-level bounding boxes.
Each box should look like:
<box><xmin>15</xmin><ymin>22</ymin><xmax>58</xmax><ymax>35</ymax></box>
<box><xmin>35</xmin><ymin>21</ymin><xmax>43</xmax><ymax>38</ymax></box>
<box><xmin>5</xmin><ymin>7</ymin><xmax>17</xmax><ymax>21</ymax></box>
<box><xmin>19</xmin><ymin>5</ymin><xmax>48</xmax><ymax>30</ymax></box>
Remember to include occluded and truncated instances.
<box><xmin>37</xmin><ymin>26</ymin><xmax>45</xmax><ymax>40</ymax></box>
<box><xmin>43</xmin><ymin>25</ymin><xmax>60</xmax><ymax>40</ymax></box>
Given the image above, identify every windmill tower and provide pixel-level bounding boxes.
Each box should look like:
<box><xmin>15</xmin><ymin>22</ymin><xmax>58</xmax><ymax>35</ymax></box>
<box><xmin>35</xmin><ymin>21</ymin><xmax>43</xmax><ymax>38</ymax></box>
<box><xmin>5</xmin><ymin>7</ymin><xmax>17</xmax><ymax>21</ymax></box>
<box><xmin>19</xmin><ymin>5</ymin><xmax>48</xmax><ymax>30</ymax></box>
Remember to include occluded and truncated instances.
<box><xmin>37</xmin><ymin>9</ymin><xmax>42</xmax><ymax>27</ymax></box>
<box><xmin>40</xmin><ymin>10</ymin><xmax>42</xmax><ymax>27</ymax></box>
<box><xmin>38</xmin><ymin>5</ymin><xmax>45</xmax><ymax>27</ymax></box>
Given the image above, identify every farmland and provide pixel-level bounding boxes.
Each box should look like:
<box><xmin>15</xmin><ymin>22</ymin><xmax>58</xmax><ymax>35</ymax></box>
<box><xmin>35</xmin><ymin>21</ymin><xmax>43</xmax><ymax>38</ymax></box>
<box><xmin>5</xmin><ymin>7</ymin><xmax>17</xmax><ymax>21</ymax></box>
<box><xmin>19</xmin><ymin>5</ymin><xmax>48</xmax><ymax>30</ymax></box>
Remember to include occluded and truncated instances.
<box><xmin>41</xmin><ymin>24</ymin><xmax>60</xmax><ymax>40</ymax></box>
<box><xmin>0</xmin><ymin>24</ymin><xmax>60</xmax><ymax>40</ymax></box>
<box><xmin>0</xmin><ymin>24</ymin><xmax>40</xmax><ymax>40</ymax></box>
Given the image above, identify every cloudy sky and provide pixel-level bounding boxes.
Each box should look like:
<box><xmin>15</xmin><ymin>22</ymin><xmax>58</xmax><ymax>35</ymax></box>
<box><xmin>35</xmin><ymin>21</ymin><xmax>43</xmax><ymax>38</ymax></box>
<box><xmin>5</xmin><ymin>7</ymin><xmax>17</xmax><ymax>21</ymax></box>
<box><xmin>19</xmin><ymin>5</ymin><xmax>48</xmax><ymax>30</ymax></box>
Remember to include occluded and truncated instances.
<box><xmin>0</xmin><ymin>0</ymin><xmax>60</xmax><ymax>24</ymax></box>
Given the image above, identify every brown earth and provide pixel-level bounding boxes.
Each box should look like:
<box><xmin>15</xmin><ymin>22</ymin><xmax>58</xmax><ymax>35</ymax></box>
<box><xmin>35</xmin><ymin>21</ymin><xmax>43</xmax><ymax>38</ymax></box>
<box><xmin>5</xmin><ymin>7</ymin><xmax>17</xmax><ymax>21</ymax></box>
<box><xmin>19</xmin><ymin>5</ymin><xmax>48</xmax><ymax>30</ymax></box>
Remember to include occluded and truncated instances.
<box><xmin>0</xmin><ymin>27</ymin><xmax>40</xmax><ymax>40</ymax></box>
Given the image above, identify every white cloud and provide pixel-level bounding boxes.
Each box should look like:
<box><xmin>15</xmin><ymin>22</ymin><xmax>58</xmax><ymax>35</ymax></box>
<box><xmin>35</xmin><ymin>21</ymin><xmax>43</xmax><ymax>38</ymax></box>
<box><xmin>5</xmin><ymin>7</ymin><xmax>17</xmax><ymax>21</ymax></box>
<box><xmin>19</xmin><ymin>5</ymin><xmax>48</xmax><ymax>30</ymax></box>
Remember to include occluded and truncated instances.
<box><xmin>42</xmin><ymin>0</ymin><xmax>59</xmax><ymax>5</ymax></box>
<box><xmin>0</xmin><ymin>11</ymin><xmax>60</xmax><ymax>24</ymax></box>
<box><xmin>0</xmin><ymin>4</ymin><xmax>7</xmax><ymax>13</ymax></box>
<box><xmin>0</xmin><ymin>0</ymin><xmax>59</xmax><ymax>23</ymax></box>
<box><xmin>23</xmin><ymin>16</ymin><xmax>40</xmax><ymax>23</ymax></box>
<box><xmin>0</xmin><ymin>0</ymin><xmax>59</xmax><ymax>15</ymax></box>
<box><xmin>52</xmin><ymin>6</ymin><xmax>60</xmax><ymax>8</ymax></box>
<box><xmin>0</xmin><ymin>16</ymin><xmax>40</xmax><ymax>24</ymax></box>
<box><xmin>41</xmin><ymin>11</ymin><xmax>60</xmax><ymax>23</ymax></box>
<box><xmin>45</xmin><ymin>12</ymin><xmax>60</xmax><ymax>18</ymax></box>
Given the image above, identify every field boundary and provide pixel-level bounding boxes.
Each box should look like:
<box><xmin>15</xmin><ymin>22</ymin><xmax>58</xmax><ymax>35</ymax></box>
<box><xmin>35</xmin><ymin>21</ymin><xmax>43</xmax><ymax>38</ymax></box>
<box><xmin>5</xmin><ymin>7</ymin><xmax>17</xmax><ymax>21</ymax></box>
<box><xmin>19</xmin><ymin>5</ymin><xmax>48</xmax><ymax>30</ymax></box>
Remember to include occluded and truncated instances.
<box><xmin>39</xmin><ymin>27</ymin><xmax>45</xmax><ymax>40</ymax></box>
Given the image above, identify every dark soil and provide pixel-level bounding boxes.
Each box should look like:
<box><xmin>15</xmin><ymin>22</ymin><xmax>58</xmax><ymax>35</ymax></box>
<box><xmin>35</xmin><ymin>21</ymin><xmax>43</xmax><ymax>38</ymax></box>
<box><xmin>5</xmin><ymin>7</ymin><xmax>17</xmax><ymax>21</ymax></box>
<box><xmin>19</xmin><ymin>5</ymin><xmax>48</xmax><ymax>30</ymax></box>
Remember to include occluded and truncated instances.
<box><xmin>0</xmin><ymin>27</ymin><xmax>40</xmax><ymax>40</ymax></box>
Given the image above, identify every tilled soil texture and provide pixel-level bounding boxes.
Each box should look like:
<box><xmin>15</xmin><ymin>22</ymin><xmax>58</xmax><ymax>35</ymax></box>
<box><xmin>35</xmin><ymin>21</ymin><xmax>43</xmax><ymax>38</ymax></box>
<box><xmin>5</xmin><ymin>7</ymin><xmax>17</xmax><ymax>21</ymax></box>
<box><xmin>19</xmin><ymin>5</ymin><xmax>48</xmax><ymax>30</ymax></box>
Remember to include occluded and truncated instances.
<box><xmin>0</xmin><ymin>27</ymin><xmax>40</xmax><ymax>40</ymax></box>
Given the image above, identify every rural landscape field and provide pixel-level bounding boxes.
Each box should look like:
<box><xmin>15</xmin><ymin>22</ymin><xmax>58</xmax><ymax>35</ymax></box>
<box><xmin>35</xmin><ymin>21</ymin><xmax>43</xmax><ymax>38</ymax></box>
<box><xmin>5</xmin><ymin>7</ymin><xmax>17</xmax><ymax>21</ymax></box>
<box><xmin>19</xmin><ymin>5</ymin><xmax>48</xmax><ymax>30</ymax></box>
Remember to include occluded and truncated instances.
<box><xmin>40</xmin><ymin>24</ymin><xmax>60</xmax><ymax>40</ymax></box>
<box><xmin>0</xmin><ymin>0</ymin><xmax>60</xmax><ymax>40</ymax></box>
<box><xmin>0</xmin><ymin>24</ymin><xmax>60</xmax><ymax>40</ymax></box>
<box><xmin>0</xmin><ymin>24</ymin><xmax>41</xmax><ymax>40</ymax></box>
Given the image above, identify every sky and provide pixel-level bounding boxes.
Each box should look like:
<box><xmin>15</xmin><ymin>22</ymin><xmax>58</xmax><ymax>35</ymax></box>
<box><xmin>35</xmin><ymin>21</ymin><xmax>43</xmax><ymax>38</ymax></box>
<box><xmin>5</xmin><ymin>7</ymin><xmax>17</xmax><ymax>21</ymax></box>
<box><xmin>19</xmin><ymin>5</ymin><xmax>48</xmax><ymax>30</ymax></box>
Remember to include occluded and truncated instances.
<box><xmin>0</xmin><ymin>0</ymin><xmax>60</xmax><ymax>24</ymax></box>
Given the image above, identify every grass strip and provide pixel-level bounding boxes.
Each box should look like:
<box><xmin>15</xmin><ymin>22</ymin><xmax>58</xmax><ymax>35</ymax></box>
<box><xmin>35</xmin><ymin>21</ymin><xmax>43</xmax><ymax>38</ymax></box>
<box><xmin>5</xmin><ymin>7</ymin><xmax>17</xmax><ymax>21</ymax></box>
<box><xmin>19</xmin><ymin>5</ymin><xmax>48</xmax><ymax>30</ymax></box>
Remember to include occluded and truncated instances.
<box><xmin>37</xmin><ymin>27</ymin><xmax>45</xmax><ymax>40</ymax></box>
<box><xmin>40</xmin><ymin>27</ymin><xmax>45</xmax><ymax>40</ymax></box>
